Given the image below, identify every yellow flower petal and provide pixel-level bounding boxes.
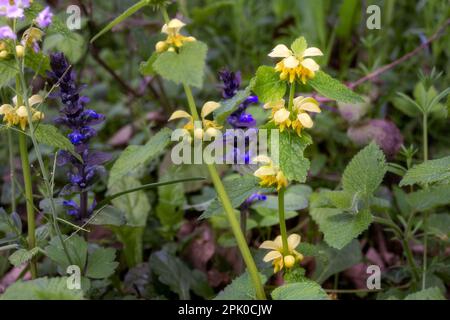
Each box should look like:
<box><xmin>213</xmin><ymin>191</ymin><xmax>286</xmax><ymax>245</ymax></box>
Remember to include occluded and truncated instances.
<box><xmin>259</xmin><ymin>240</ymin><xmax>280</xmax><ymax>251</ymax></box>
<box><xmin>301</xmin><ymin>58</ymin><xmax>320</xmax><ymax>72</ymax></box>
<box><xmin>0</xmin><ymin>104</ymin><xmax>13</xmax><ymax>115</ymax></box>
<box><xmin>168</xmin><ymin>110</ymin><xmax>192</xmax><ymax>121</ymax></box>
<box><xmin>273</xmin><ymin>108</ymin><xmax>290</xmax><ymax>124</ymax></box>
<box><xmin>298</xmin><ymin>112</ymin><xmax>313</xmax><ymax>128</ymax></box>
<box><xmin>268</xmin><ymin>44</ymin><xmax>292</xmax><ymax>58</ymax></box>
<box><xmin>162</xmin><ymin>18</ymin><xmax>185</xmax><ymax>34</ymax></box>
<box><xmin>254</xmin><ymin>166</ymin><xmax>277</xmax><ymax>178</ymax></box>
<box><xmin>302</xmin><ymin>47</ymin><xmax>323</xmax><ymax>57</ymax></box>
<box><xmin>16</xmin><ymin>106</ymin><xmax>28</xmax><ymax>118</ymax></box>
<box><xmin>201</xmin><ymin>101</ymin><xmax>220</xmax><ymax>119</ymax></box>
<box><xmin>253</xmin><ymin>155</ymin><xmax>272</xmax><ymax>164</ymax></box>
<box><xmin>263</xmin><ymin>99</ymin><xmax>285</xmax><ymax>110</ymax></box>
<box><xmin>283</xmin><ymin>55</ymin><xmax>300</xmax><ymax>69</ymax></box>
<box><xmin>287</xmin><ymin>234</ymin><xmax>301</xmax><ymax>250</ymax></box>
<box><xmin>28</xmin><ymin>95</ymin><xmax>43</xmax><ymax>107</ymax></box>
<box><xmin>263</xmin><ymin>250</ymin><xmax>282</xmax><ymax>262</ymax></box>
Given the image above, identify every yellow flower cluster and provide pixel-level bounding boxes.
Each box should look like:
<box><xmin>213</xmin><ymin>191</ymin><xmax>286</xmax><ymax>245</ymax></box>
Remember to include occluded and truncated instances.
<box><xmin>263</xmin><ymin>96</ymin><xmax>321</xmax><ymax>135</ymax></box>
<box><xmin>0</xmin><ymin>95</ymin><xmax>44</xmax><ymax>130</ymax></box>
<box><xmin>260</xmin><ymin>234</ymin><xmax>304</xmax><ymax>273</ymax></box>
<box><xmin>155</xmin><ymin>19</ymin><xmax>196</xmax><ymax>53</ymax></box>
<box><xmin>253</xmin><ymin>155</ymin><xmax>288</xmax><ymax>191</ymax></box>
<box><xmin>269</xmin><ymin>42</ymin><xmax>323</xmax><ymax>84</ymax></box>
<box><xmin>168</xmin><ymin>101</ymin><xmax>222</xmax><ymax>141</ymax></box>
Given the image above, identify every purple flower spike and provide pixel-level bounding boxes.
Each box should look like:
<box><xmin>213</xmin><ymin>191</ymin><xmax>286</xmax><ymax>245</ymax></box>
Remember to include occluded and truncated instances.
<box><xmin>218</xmin><ymin>69</ymin><xmax>241</xmax><ymax>99</ymax></box>
<box><xmin>0</xmin><ymin>26</ymin><xmax>16</xmax><ymax>40</ymax></box>
<box><xmin>36</xmin><ymin>6</ymin><xmax>53</xmax><ymax>29</ymax></box>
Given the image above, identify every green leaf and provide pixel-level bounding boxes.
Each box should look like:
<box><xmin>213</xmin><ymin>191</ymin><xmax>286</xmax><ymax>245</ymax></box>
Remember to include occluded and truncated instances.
<box><xmin>313</xmin><ymin>240</ymin><xmax>362</xmax><ymax>283</ymax></box>
<box><xmin>271</xmin><ymin>280</ymin><xmax>329</xmax><ymax>300</ymax></box>
<box><xmin>291</xmin><ymin>37</ymin><xmax>308</xmax><ymax>55</ymax></box>
<box><xmin>156</xmin><ymin>166</ymin><xmax>185</xmax><ymax>228</ymax></box>
<box><xmin>214</xmin><ymin>88</ymin><xmax>251</xmax><ymax>124</ymax></box>
<box><xmin>253</xmin><ymin>184</ymin><xmax>312</xmax><ymax>211</ymax></box>
<box><xmin>85</xmin><ymin>248</ymin><xmax>118</xmax><ymax>279</ymax></box>
<box><xmin>400</xmin><ymin>156</ymin><xmax>450</xmax><ymax>186</ymax></box>
<box><xmin>311</xmin><ymin>207</ymin><xmax>372</xmax><ymax>250</ymax></box>
<box><xmin>24</xmin><ymin>50</ymin><xmax>50</xmax><ymax>76</ymax></box>
<box><xmin>404</xmin><ymin>287</ymin><xmax>445</xmax><ymax>300</ymax></box>
<box><xmin>45</xmin><ymin>235</ymin><xmax>87</xmax><ymax>271</ymax></box>
<box><xmin>309</xmin><ymin>71</ymin><xmax>364</xmax><ymax>103</ymax></box>
<box><xmin>426</xmin><ymin>213</ymin><xmax>450</xmax><ymax>240</ymax></box>
<box><xmin>109</xmin><ymin>128</ymin><xmax>171</xmax><ymax>186</ymax></box>
<box><xmin>112</xmin><ymin>226</ymin><xmax>144</xmax><ymax>268</ymax></box>
<box><xmin>150</xmin><ymin>249</ymin><xmax>212</xmax><ymax>300</ymax></box>
<box><xmin>139</xmin><ymin>52</ymin><xmax>158</xmax><ymax>76</ymax></box>
<box><xmin>279</xmin><ymin>131</ymin><xmax>312</xmax><ymax>183</ymax></box>
<box><xmin>34</xmin><ymin>124</ymin><xmax>81</xmax><ymax>162</ymax></box>
<box><xmin>342</xmin><ymin>142</ymin><xmax>387</xmax><ymax>196</ymax></box>
<box><xmin>108</xmin><ymin>176</ymin><xmax>151</xmax><ymax>227</ymax></box>
<box><xmin>251</xmin><ymin>66</ymin><xmax>287</xmax><ymax>103</ymax></box>
<box><xmin>0</xmin><ymin>277</ymin><xmax>84</xmax><ymax>300</ymax></box>
<box><xmin>153</xmin><ymin>41</ymin><xmax>208</xmax><ymax>88</ymax></box>
<box><xmin>8</xmin><ymin>247</ymin><xmax>40</xmax><ymax>267</ymax></box>
<box><xmin>407</xmin><ymin>185</ymin><xmax>450</xmax><ymax>211</ymax></box>
<box><xmin>200</xmin><ymin>175</ymin><xmax>271</xmax><ymax>219</ymax></box>
<box><xmin>214</xmin><ymin>272</ymin><xmax>267</xmax><ymax>300</ymax></box>
<box><xmin>89</xmin><ymin>205</ymin><xmax>126</xmax><ymax>226</ymax></box>
<box><xmin>43</xmin><ymin>33</ymin><xmax>86</xmax><ymax>64</ymax></box>
<box><xmin>0</xmin><ymin>60</ymin><xmax>18</xmax><ymax>89</ymax></box>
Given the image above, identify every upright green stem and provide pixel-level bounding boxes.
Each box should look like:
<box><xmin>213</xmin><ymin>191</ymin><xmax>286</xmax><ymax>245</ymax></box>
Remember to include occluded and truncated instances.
<box><xmin>7</xmin><ymin>128</ymin><xmax>16</xmax><ymax>213</ymax></box>
<box><xmin>18</xmin><ymin>132</ymin><xmax>37</xmax><ymax>279</ymax></box>
<box><xmin>182</xmin><ymin>83</ymin><xmax>265</xmax><ymax>300</ymax></box>
<box><xmin>287</xmin><ymin>82</ymin><xmax>296</xmax><ymax>112</ymax></box>
<box><xmin>278</xmin><ymin>187</ymin><xmax>289</xmax><ymax>255</ymax></box>
<box><xmin>422</xmin><ymin>113</ymin><xmax>429</xmax><ymax>289</ymax></box>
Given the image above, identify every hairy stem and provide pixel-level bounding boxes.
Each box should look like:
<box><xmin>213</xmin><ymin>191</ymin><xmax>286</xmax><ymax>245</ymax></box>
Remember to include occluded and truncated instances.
<box><xmin>287</xmin><ymin>82</ymin><xmax>296</xmax><ymax>112</ymax></box>
<box><xmin>7</xmin><ymin>129</ymin><xmax>16</xmax><ymax>213</ymax></box>
<box><xmin>422</xmin><ymin>112</ymin><xmax>429</xmax><ymax>289</ymax></box>
<box><xmin>278</xmin><ymin>187</ymin><xmax>289</xmax><ymax>255</ymax></box>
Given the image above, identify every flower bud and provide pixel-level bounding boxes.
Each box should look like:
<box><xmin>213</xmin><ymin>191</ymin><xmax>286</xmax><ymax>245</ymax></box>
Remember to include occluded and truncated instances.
<box><xmin>15</xmin><ymin>45</ymin><xmax>25</xmax><ymax>58</ymax></box>
<box><xmin>284</xmin><ymin>255</ymin><xmax>296</xmax><ymax>268</ymax></box>
<box><xmin>155</xmin><ymin>41</ymin><xmax>167</xmax><ymax>53</ymax></box>
<box><xmin>0</xmin><ymin>50</ymin><xmax>8</xmax><ymax>59</ymax></box>
<box><xmin>194</xmin><ymin>128</ymin><xmax>204</xmax><ymax>140</ymax></box>
<box><xmin>167</xmin><ymin>47</ymin><xmax>175</xmax><ymax>52</ymax></box>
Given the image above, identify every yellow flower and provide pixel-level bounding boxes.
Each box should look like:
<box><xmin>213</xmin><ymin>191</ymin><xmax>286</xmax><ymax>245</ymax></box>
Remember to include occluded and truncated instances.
<box><xmin>22</xmin><ymin>27</ymin><xmax>44</xmax><ymax>50</ymax></box>
<box><xmin>0</xmin><ymin>42</ymin><xmax>8</xmax><ymax>59</ymax></box>
<box><xmin>0</xmin><ymin>95</ymin><xmax>44</xmax><ymax>130</ymax></box>
<box><xmin>259</xmin><ymin>234</ymin><xmax>304</xmax><ymax>273</ymax></box>
<box><xmin>269</xmin><ymin>39</ymin><xmax>323</xmax><ymax>84</ymax></box>
<box><xmin>263</xmin><ymin>99</ymin><xmax>291</xmax><ymax>132</ymax></box>
<box><xmin>253</xmin><ymin>155</ymin><xmax>288</xmax><ymax>190</ymax></box>
<box><xmin>168</xmin><ymin>101</ymin><xmax>222</xmax><ymax>140</ymax></box>
<box><xmin>155</xmin><ymin>18</ymin><xmax>196</xmax><ymax>53</ymax></box>
<box><xmin>291</xmin><ymin>96</ymin><xmax>321</xmax><ymax>135</ymax></box>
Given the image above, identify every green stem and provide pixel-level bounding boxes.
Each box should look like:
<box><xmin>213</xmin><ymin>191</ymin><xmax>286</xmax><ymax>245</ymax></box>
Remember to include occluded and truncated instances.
<box><xmin>7</xmin><ymin>128</ymin><xmax>16</xmax><ymax>213</ymax></box>
<box><xmin>160</xmin><ymin>6</ymin><xmax>170</xmax><ymax>24</ymax></box>
<box><xmin>422</xmin><ymin>113</ymin><xmax>429</xmax><ymax>289</ymax></box>
<box><xmin>182</xmin><ymin>83</ymin><xmax>265</xmax><ymax>300</ymax></box>
<box><xmin>278</xmin><ymin>187</ymin><xmax>289</xmax><ymax>255</ymax></box>
<box><xmin>287</xmin><ymin>82</ymin><xmax>296</xmax><ymax>112</ymax></box>
<box><xmin>207</xmin><ymin>164</ymin><xmax>266</xmax><ymax>299</ymax></box>
<box><xmin>18</xmin><ymin>132</ymin><xmax>37</xmax><ymax>279</ymax></box>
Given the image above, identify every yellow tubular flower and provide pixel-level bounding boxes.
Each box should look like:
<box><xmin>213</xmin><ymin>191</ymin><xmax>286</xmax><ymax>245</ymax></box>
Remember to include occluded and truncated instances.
<box><xmin>0</xmin><ymin>42</ymin><xmax>8</xmax><ymax>59</ymax></box>
<box><xmin>155</xmin><ymin>18</ymin><xmax>196</xmax><ymax>53</ymax></box>
<box><xmin>268</xmin><ymin>39</ymin><xmax>323</xmax><ymax>84</ymax></box>
<box><xmin>22</xmin><ymin>27</ymin><xmax>44</xmax><ymax>50</ymax></box>
<box><xmin>253</xmin><ymin>155</ymin><xmax>288</xmax><ymax>190</ymax></box>
<box><xmin>0</xmin><ymin>95</ymin><xmax>44</xmax><ymax>130</ymax></box>
<box><xmin>291</xmin><ymin>96</ymin><xmax>321</xmax><ymax>135</ymax></box>
<box><xmin>259</xmin><ymin>234</ymin><xmax>304</xmax><ymax>273</ymax></box>
<box><xmin>263</xmin><ymin>99</ymin><xmax>291</xmax><ymax>132</ymax></box>
<box><xmin>168</xmin><ymin>101</ymin><xmax>222</xmax><ymax>140</ymax></box>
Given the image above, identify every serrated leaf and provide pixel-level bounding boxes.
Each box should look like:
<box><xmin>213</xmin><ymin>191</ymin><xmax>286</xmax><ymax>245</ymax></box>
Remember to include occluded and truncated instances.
<box><xmin>34</xmin><ymin>124</ymin><xmax>81</xmax><ymax>162</ymax></box>
<box><xmin>400</xmin><ymin>156</ymin><xmax>450</xmax><ymax>186</ymax></box>
<box><xmin>200</xmin><ymin>175</ymin><xmax>271</xmax><ymax>219</ymax></box>
<box><xmin>0</xmin><ymin>60</ymin><xmax>18</xmax><ymax>89</ymax></box>
<box><xmin>214</xmin><ymin>88</ymin><xmax>251</xmax><ymax>124</ymax></box>
<box><xmin>404</xmin><ymin>287</ymin><xmax>445</xmax><ymax>300</ymax></box>
<box><xmin>8</xmin><ymin>247</ymin><xmax>40</xmax><ymax>267</ymax></box>
<box><xmin>251</xmin><ymin>66</ymin><xmax>287</xmax><ymax>103</ymax></box>
<box><xmin>426</xmin><ymin>213</ymin><xmax>450</xmax><ymax>239</ymax></box>
<box><xmin>0</xmin><ymin>277</ymin><xmax>84</xmax><ymax>300</ymax></box>
<box><xmin>85</xmin><ymin>248</ymin><xmax>118</xmax><ymax>279</ymax></box>
<box><xmin>310</xmin><ymin>207</ymin><xmax>372</xmax><ymax>249</ymax></box>
<box><xmin>214</xmin><ymin>272</ymin><xmax>267</xmax><ymax>300</ymax></box>
<box><xmin>291</xmin><ymin>37</ymin><xmax>308</xmax><ymax>55</ymax></box>
<box><xmin>271</xmin><ymin>280</ymin><xmax>329</xmax><ymax>300</ymax></box>
<box><xmin>156</xmin><ymin>166</ymin><xmax>185</xmax><ymax>228</ymax></box>
<box><xmin>342</xmin><ymin>142</ymin><xmax>387</xmax><ymax>196</ymax></box>
<box><xmin>313</xmin><ymin>240</ymin><xmax>362</xmax><ymax>283</ymax></box>
<box><xmin>279</xmin><ymin>131</ymin><xmax>312</xmax><ymax>183</ymax></box>
<box><xmin>406</xmin><ymin>185</ymin><xmax>450</xmax><ymax>211</ymax></box>
<box><xmin>43</xmin><ymin>33</ymin><xmax>86</xmax><ymax>64</ymax></box>
<box><xmin>45</xmin><ymin>235</ymin><xmax>87</xmax><ymax>271</ymax></box>
<box><xmin>24</xmin><ymin>50</ymin><xmax>50</xmax><ymax>76</ymax></box>
<box><xmin>309</xmin><ymin>71</ymin><xmax>364</xmax><ymax>103</ymax></box>
<box><xmin>109</xmin><ymin>128</ymin><xmax>171</xmax><ymax>186</ymax></box>
<box><xmin>89</xmin><ymin>205</ymin><xmax>126</xmax><ymax>226</ymax></box>
<box><xmin>153</xmin><ymin>41</ymin><xmax>208</xmax><ymax>88</ymax></box>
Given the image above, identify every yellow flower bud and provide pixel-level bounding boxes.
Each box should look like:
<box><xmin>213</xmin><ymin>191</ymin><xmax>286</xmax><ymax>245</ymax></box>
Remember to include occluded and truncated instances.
<box><xmin>284</xmin><ymin>255</ymin><xmax>296</xmax><ymax>269</ymax></box>
<box><xmin>15</xmin><ymin>45</ymin><xmax>25</xmax><ymax>58</ymax></box>
<box><xmin>194</xmin><ymin>128</ymin><xmax>204</xmax><ymax>140</ymax></box>
<box><xmin>0</xmin><ymin>50</ymin><xmax>8</xmax><ymax>59</ymax></box>
<box><xmin>155</xmin><ymin>41</ymin><xmax>167</xmax><ymax>53</ymax></box>
<box><xmin>167</xmin><ymin>47</ymin><xmax>175</xmax><ymax>52</ymax></box>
